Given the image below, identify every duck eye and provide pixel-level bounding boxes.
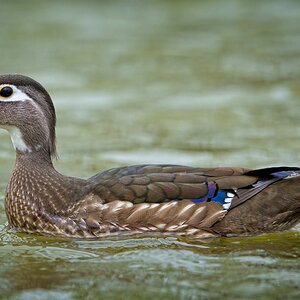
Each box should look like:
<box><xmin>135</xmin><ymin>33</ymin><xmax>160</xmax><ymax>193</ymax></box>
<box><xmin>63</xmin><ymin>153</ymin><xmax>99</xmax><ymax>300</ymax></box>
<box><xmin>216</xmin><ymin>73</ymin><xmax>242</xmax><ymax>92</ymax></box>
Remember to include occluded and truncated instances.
<box><xmin>0</xmin><ymin>86</ymin><xmax>13</xmax><ymax>98</ymax></box>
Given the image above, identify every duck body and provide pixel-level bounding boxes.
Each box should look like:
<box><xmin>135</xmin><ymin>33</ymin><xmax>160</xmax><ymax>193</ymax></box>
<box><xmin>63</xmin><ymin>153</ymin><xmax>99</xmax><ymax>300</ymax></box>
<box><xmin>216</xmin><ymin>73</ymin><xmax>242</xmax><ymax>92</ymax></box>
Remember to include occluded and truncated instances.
<box><xmin>1</xmin><ymin>74</ymin><xmax>300</xmax><ymax>238</ymax></box>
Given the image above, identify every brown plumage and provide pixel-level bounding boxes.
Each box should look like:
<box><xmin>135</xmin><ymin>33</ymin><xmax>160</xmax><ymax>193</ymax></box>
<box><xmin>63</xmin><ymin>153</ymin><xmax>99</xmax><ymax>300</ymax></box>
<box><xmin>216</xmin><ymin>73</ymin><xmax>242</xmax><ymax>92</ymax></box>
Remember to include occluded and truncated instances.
<box><xmin>0</xmin><ymin>74</ymin><xmax>299</xmax><ymax>238</ymax></box>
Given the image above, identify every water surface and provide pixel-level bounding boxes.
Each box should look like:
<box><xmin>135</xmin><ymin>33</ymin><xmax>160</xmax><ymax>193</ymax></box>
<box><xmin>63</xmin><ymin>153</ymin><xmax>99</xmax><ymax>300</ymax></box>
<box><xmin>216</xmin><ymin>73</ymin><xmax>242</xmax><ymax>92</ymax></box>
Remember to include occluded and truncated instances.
<box><xmin>0</xmin><ymin>0</ymin><xmax>299</xmax><ymax>299</ymax></box>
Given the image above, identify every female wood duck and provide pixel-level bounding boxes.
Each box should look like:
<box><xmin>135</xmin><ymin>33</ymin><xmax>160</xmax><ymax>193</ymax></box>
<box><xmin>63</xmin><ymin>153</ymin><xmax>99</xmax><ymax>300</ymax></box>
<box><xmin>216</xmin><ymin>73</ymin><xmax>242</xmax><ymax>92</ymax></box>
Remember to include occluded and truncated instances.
<box><xmin>0</xmin><ymin>74</ymin><xmax>299</xmax><ymax>239</ymax></box>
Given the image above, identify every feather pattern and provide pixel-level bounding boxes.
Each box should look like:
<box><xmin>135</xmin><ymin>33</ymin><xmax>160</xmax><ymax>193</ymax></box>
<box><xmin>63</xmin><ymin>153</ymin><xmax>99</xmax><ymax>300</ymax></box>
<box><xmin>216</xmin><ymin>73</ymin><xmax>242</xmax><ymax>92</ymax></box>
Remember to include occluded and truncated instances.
<box><xmin>5</xmin><ymin>160</ymin><xmax>300</xmax><ymax>238</ymax></box>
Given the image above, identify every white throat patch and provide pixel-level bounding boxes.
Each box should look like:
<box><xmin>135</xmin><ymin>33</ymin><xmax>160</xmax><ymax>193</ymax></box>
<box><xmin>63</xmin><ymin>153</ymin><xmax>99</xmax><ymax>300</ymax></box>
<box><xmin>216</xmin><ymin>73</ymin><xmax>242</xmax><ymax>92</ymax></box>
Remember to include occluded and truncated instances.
<box><xmin>7</xmin><ymin>127</ymin><xmax>31</xmax><ymax>153</ymax></box>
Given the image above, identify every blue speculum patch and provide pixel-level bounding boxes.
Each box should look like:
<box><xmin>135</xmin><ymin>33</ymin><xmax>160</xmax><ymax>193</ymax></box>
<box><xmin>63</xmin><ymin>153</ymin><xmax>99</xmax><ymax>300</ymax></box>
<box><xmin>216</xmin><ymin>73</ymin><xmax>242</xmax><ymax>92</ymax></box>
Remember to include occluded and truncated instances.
<box><xmin>192</xmin><ymin>190</ymin><xmax>229</xmax><ymax>204</ymax></box>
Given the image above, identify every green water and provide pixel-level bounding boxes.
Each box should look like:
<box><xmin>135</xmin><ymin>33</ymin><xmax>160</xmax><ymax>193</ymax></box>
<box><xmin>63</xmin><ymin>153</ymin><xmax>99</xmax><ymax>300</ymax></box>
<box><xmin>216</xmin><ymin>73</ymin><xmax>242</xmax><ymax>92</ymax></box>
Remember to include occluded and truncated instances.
<box><xmin>0</xmin><ymin>0</ymin><xmax>299</xmax><ymax>299</ymax></box>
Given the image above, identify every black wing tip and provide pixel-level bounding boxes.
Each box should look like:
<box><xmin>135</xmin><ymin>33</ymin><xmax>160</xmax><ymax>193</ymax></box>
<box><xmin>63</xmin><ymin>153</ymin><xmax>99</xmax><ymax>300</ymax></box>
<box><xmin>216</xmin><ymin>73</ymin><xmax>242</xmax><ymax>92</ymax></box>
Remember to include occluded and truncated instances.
<box><xmin>246</xmin><ymin>166</ymin><xmax>300</xmax><ymax>177</ymax></box>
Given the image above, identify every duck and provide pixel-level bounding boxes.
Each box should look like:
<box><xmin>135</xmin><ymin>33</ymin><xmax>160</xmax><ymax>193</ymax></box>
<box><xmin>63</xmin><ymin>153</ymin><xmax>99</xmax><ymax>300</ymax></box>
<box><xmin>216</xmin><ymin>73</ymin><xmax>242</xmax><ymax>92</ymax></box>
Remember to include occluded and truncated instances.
<box><xmin>0</xmin><ymin>74</ymin><xmax>299</xmax><ymax>239</ymax></box>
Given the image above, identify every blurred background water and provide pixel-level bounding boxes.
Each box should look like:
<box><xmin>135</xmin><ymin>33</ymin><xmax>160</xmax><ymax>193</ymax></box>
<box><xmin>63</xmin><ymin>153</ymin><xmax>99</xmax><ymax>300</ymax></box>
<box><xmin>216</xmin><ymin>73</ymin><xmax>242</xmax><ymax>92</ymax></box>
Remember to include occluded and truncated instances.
<box><xmin>0</xmin><ymin>0</ymin><xmax>299</xmax><ymax>299</ymax></box>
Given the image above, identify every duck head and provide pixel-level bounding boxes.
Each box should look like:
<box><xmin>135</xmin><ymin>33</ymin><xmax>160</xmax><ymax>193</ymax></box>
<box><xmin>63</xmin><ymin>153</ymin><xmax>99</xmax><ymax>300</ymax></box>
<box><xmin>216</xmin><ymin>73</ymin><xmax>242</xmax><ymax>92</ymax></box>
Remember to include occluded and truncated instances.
<box><xmin>0</xmin><ymin>74</ymin><xmax>57</xmax><ymax>158</ymax></box>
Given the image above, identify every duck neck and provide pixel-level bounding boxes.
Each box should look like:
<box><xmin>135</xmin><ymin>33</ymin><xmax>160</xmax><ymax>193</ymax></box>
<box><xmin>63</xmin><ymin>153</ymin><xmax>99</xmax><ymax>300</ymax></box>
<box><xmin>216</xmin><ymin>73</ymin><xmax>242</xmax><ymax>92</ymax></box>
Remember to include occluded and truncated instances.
<box><xmin>15</xmin><ymin>147</ymin><xmax>54</xmax><ymax>170</ymax></box>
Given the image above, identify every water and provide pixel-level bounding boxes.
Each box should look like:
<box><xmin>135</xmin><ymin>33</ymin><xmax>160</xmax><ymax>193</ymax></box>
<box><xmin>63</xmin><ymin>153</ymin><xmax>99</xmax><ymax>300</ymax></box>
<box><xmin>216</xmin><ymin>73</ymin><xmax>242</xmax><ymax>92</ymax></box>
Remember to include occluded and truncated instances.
<box><xmin>0</xmin><ymin>0</ymin><xmax>299</xmax><ymax>299</ymax></box>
